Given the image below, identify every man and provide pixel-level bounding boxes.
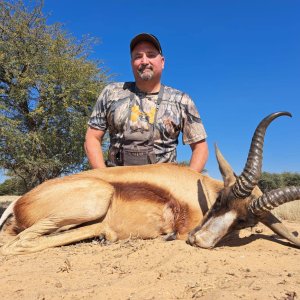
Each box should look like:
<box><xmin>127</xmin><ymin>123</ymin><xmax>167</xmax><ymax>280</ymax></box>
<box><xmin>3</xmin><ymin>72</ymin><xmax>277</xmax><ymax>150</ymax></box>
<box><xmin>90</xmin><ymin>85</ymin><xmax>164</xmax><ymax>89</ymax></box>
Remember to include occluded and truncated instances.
<box><xmin>85</xmin><ymin>33</ymin><xmax>208</xmax><ymax>172</ymax></box>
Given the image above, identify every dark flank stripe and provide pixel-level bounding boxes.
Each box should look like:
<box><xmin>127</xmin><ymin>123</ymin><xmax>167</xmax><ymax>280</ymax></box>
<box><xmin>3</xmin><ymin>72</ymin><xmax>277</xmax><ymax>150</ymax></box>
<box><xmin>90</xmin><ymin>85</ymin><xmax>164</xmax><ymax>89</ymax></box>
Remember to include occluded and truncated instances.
<box><xmin>111</xmin><ymin>182</ymin><xmax>191</xmax><ymax>234</ymax></box>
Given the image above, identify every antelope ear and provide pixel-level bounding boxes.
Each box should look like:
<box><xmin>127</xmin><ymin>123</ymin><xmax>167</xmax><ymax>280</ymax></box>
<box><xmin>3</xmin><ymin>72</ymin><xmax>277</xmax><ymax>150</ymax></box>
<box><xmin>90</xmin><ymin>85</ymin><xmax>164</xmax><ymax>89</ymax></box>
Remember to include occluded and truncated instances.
<box><xmin>215</xmin><ymin>144</ymin><xmax>236</xmax><ymax>187</ymax></box>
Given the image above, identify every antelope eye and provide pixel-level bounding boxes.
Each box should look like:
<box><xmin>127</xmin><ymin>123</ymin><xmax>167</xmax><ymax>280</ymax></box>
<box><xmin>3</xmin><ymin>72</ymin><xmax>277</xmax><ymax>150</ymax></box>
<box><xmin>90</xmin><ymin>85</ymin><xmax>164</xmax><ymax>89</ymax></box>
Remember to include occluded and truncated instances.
<box><xmin>212</xmin><ymin>201</ymin><xmax>221</xmax><ymax>211</ymax></box>
<box><xmin>237</xmin><ymin>218</ymin><xmax>246</xmax><ymax>224</ymax></box>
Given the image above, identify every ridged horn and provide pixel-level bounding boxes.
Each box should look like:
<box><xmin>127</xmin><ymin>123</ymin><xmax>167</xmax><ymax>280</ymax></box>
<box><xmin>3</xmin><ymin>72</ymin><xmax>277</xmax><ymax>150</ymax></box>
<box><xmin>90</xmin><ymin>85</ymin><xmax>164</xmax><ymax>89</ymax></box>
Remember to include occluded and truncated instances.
<box><xmin>231</xmin><ymin>112</ymin><xmax>292</xmax><ymax>198</ymax></box>
<box><xmin>249</xmin><ymin>186</ymin><xmax>300</xmax><ymax>215</ymax></box>
<box><xmin>258</xmin><ymin>212</ymin><xmax>300</xmax><ymax>248</ymax></box>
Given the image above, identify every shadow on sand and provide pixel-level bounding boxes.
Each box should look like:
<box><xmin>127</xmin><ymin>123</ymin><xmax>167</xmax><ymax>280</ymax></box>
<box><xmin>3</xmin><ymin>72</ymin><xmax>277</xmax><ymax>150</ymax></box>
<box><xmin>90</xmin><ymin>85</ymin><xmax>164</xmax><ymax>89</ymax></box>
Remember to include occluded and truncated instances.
<box><xmin>217</xmin><ymin>230</ymin><xmax>300</xmax><ymax>249</ymax></box>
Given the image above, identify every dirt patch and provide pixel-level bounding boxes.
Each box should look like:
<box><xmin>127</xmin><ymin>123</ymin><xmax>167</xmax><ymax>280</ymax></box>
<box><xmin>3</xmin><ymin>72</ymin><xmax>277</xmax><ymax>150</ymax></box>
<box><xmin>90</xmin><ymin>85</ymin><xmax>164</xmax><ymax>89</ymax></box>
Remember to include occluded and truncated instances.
<box><xmin>0</xmin><ymin>199</ymin><xmax>300</xmax><ymax>299</ymax></box>
<box><xmin>0</xmin><ymin>195</ymin><xmax>20</xmax><ymax>203</ymax></box>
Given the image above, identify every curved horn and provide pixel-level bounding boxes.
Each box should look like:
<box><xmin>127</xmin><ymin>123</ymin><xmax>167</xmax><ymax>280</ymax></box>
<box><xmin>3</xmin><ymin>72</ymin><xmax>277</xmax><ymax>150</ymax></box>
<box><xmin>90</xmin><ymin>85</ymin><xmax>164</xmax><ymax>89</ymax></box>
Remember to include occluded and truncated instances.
<box><xmin>249</xmin><ymin>186</ymin><xmax>300</xmax><ymax>215</ymax></box>
<box><xmin>231</xmin><ymin>112</ymin><xmax>292</xmax><ymax>198</ymax></box>
<box><xmin>258</xmin><ymin>212</ymin><xmax>300</xmax><ymax>248</ymax></box>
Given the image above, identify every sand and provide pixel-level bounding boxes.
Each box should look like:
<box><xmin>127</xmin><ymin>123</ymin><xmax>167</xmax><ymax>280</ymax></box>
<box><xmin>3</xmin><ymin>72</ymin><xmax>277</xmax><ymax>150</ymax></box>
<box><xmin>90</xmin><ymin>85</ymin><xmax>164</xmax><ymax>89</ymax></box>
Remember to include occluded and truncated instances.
<box><xmin>0</xmin><ymin>196</ymin><xmax>299</xmax><ymax>300</ymax></box>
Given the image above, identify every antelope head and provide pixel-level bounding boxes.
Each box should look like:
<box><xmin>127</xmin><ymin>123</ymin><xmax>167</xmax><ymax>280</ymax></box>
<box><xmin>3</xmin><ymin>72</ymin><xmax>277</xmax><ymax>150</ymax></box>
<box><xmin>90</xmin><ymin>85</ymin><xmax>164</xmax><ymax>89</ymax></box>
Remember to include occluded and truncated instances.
<box><xmin>188</xmin><ymin>112</ymin><xmax>300</xmax><ymax>249</ymax></box>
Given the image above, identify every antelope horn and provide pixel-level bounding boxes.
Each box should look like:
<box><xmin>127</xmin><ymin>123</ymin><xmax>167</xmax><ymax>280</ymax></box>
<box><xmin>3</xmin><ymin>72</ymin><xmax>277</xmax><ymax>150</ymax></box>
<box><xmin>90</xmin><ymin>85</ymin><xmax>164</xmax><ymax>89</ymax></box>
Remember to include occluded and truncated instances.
<box><xmin>257</xmin><ymin>212</ymin><xmax>300</xmax><ymax>248</ymax></box>
<box><xmin>248</xmin><ymin>186</ymin><xmax>300</xmax><ymax>248</ymax></box>
<box><xmin>231</xmin><ymin>112</ymin><xmax>292</xmax><ymax>198</ymax></box>
<box><xmin>249</xmin><ymin>186</ymin><xmax>300</xmax><ymax>215</ymax></box>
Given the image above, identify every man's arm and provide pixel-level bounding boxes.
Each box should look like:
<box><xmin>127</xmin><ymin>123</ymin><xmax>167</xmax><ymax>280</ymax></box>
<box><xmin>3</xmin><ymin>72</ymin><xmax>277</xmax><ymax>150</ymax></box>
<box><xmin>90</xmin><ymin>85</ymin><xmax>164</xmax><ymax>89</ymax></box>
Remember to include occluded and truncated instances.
<box><xmin>84</xmin><ymin>127</ymin><xmax>106</xmax><ymax>169</ymax></box>
<box><xmin>189</xmin><ymin>139</ymin><xmax>209</xmax><ymax>173</ymax></box>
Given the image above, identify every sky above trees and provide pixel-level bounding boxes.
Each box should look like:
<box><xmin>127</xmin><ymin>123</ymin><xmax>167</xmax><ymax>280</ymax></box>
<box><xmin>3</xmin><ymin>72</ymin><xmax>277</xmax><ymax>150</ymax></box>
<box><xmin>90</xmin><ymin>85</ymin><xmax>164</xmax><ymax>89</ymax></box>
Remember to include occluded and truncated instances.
<box><xmin>1</xmin><ymin>0</ymin><xmax>299</xmax><ymax>183</ymax></box>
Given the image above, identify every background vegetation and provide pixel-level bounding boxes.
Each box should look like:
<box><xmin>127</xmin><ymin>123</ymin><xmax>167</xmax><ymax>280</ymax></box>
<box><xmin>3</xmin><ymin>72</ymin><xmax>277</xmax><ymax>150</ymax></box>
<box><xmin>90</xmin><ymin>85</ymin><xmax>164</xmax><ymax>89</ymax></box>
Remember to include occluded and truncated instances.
<box><xmin>0</xmin><ymin>0</ymin><xmax>109</xmax><ymax>194</ymax></box>
<box><xmin>258</xmin><ymin>172</ymin><xmax>300</xmax><ymax>193</ymax></box>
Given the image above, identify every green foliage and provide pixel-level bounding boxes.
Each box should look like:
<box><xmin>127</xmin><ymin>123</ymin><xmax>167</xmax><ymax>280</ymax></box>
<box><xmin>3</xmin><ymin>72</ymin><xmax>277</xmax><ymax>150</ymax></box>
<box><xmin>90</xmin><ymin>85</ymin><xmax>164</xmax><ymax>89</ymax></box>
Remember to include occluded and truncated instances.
<box><xmin>258</xmin><ymin>172</ymin><xmax>300</xmax><ymax>193</ymax></box>
<box><xmin>0</xmin><ymin>0</ymin><xmax>109</xmax><ymax>192</ymax></box>
<box><xmin>0</xmin><ymin>175</ymin><xmax>23</xmax><ymax>195</ymax></box>
<box><xmin>178</xmin><ymin>160</ymin><xmax>189</xmax><ymax>166</ymax></box>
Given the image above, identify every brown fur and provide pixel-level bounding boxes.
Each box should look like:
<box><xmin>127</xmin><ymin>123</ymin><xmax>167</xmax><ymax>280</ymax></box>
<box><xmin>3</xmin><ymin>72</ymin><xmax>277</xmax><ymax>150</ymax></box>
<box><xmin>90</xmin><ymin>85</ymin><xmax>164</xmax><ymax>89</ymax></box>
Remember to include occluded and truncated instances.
<box><xmin>0</xmin><ymin>164</ymin><xmax>220</xmax><ymax>255</ymax></box>
<box><xmin>110</xmin><ymin>182</ymin><xmax>199</xmax><ymax>239</ymax></box>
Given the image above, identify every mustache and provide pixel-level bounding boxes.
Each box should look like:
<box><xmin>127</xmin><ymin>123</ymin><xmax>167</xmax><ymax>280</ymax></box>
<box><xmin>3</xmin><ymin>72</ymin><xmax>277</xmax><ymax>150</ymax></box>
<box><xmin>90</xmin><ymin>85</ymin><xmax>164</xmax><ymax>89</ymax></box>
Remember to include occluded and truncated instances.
<box><xmin>138</xmin><ymin>65</ymin><xmax>153</xmax><ymax>72</ymax></box>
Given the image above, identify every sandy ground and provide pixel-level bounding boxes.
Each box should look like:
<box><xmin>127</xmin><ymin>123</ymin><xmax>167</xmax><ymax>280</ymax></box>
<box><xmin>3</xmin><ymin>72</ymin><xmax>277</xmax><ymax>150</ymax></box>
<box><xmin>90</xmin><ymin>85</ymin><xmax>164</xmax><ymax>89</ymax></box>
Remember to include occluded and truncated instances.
<box><xmin>0</xmin><ymin>196</ymin><xmax>299</xmax><ymax>300</ymax></box>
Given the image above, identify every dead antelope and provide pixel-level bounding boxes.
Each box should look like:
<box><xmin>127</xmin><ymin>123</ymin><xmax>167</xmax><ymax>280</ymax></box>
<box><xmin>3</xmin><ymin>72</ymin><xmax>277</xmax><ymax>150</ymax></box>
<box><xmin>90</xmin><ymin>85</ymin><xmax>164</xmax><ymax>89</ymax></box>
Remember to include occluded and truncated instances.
<box><xmin>0</xmin><ymin>112</ymin><xmax>299</xmax><ymax>255</ymax></box>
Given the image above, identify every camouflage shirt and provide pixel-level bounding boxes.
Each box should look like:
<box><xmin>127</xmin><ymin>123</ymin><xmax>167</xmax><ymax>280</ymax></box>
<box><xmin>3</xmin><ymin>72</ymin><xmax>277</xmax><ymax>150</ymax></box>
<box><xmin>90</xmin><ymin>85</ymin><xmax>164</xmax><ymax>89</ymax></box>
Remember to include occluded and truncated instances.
<box><xmin>88</xmin><ymin>82</ymin><xmax>207</xmax><ymax>164</ymax></box>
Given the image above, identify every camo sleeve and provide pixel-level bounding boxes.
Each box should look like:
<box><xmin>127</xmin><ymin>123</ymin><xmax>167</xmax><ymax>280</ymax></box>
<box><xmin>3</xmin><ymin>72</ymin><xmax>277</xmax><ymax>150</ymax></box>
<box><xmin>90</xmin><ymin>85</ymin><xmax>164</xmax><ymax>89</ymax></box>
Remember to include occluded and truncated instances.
<box><xmin>88</xmin><ymin>84</ymin><xmax>112</xmax><ymax>131</ymax></box>
<box><xmin>181</xmin><ymin>93</ymin><xmax>207</xmax><ymax>144</ymax></box>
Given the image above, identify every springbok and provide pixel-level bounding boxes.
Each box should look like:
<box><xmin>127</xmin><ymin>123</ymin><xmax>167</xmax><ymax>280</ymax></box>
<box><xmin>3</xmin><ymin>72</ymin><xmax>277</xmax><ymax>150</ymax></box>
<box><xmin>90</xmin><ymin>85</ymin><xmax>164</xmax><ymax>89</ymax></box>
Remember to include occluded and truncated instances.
<box><xmin>0</xmin><ymin>112</ymin><xmax>299</xmax><ymax>255</ymax></box>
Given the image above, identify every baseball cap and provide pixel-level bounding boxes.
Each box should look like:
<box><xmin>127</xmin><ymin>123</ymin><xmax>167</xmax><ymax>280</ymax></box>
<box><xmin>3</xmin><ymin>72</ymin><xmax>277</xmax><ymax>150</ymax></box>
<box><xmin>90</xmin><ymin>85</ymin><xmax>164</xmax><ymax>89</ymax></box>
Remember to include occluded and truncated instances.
<box><xmin>130</xmin><ymin>33</ymin><xmax>163</xmax><ymax>54</ymax></box>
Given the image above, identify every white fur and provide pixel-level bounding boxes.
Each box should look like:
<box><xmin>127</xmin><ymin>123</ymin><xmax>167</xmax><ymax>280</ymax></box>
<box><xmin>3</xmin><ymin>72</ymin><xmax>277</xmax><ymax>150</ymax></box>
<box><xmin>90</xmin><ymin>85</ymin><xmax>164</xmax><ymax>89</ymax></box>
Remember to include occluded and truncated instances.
<box><xmin>0</xmin><ymin>199</ymin><xmax>18</xmax><ymax>229</ymax></box>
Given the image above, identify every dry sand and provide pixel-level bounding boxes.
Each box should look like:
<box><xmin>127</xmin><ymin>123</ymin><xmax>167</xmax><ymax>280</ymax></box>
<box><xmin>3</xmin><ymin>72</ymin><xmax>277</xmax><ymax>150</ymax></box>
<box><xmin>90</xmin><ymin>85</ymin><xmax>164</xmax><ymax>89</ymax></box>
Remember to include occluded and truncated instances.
<box><xmin>0</xmin><ymin>196</ymin><xmax>299</xmax><ymax>300</ymax></box>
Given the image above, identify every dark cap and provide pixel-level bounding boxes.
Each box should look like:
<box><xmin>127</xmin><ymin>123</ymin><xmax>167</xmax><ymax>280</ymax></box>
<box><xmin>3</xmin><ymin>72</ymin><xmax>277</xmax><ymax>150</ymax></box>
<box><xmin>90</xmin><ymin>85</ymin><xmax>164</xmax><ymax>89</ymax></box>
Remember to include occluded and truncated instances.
<box><xmin>130</xmin><ymin>33</ymin><xmax>163</xmax><ymax>54</ymax></box>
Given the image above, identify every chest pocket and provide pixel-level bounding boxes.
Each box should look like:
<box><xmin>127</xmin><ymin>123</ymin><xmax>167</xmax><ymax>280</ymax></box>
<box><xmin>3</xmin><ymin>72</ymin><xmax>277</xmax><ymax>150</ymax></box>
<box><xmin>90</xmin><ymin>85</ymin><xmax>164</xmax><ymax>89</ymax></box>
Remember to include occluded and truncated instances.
<box><xmin>156</xmin><ymin>102</ymin><xmax>182</xmax><ymax>140</ymax></box>
<box><xmin>107</xmin><ymin>98</ymin><xmax>130</xmax><ymax>133</ymax></box>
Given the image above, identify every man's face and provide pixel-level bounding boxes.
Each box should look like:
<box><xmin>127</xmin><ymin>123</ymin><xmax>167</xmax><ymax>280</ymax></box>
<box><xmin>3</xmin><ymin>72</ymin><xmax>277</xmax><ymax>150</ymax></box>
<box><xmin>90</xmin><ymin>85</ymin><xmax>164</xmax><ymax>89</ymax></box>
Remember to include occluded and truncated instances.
<box><xmin>131</xmin><ymin>41</ymin><xmax>165</xmax><ymax>82</ymax></box>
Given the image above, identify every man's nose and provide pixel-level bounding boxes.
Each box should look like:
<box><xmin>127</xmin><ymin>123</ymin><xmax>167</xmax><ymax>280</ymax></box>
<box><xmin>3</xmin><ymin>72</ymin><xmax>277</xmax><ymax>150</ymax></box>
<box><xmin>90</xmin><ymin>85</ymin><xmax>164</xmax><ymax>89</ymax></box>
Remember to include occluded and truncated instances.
<box><xmin>140</xmin><ymin>54</ymin><xmax>149</xmax><ymax>64</ymax></box>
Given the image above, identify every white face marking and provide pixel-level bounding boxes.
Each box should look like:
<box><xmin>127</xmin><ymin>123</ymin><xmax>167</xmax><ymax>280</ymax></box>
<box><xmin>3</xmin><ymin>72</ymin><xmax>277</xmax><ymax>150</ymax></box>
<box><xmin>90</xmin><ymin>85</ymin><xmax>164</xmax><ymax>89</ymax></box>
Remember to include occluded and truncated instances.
<box><xmin>193</xmin><ymin>211</ymin><xmax>237</xmax><ymax>248</ymax></box>
<box><xmin>204</xmin><ymin>211</ymin><xmax>237</xmax><ymax>232</ymax></box>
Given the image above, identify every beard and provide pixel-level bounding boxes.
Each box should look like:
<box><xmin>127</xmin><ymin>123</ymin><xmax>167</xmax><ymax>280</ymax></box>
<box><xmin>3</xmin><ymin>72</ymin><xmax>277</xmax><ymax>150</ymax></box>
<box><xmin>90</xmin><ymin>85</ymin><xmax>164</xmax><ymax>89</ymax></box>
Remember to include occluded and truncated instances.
<box><xmin>137</xmin><ymin>65</ymin><xmax>154</xmax><ymax>81</ymax></box>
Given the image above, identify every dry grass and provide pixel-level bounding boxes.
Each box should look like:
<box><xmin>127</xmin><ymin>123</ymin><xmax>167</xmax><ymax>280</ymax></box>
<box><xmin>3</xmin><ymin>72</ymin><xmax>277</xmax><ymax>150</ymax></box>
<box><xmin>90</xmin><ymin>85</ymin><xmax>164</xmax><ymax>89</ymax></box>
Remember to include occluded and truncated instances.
<box><xmin>273</xmin><ymin>201</ymin><xmax>300</xmax><ymax>221</ymax></box>
<box><xmin>0</xmin><ymin>195</ymin><xmax>20</xmax><ymax>203</ymax></box>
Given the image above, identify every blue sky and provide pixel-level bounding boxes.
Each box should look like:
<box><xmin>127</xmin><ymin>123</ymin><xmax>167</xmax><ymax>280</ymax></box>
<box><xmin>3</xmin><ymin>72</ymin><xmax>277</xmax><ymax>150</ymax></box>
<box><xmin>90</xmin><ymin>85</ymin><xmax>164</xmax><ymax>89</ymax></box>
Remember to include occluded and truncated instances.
<box><xmin>1</xmin><ymin>0</ymin><xmax>299</xmax><ymax>182</ymax></box>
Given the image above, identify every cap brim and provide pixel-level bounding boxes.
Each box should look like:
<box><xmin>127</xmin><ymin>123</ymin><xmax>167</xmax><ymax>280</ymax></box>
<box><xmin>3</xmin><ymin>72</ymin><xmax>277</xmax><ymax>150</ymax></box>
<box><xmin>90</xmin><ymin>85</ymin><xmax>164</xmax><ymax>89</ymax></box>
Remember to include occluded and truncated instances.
<box><xmin>130</xmin><ymin>33</ymin><xmax>162</xmax><ymax>54</ymax></box>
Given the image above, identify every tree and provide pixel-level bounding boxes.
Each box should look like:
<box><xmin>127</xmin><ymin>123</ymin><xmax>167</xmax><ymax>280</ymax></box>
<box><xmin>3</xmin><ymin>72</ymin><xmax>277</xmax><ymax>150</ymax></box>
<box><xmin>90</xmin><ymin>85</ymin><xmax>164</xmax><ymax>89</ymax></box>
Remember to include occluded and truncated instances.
<box><xmin>0</xmin><ymin>0</ymin><xmax>109</xmax><ymax>193</ymax></box>
<box><xmin>258</xmin><ymin>172</ymin><xmax>300</xmax><ymax>193</ymax></box>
